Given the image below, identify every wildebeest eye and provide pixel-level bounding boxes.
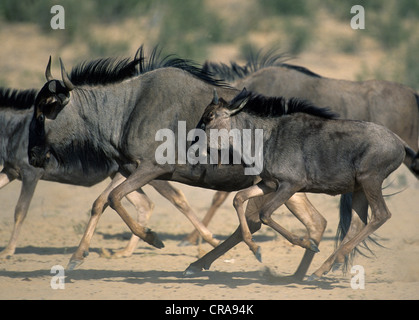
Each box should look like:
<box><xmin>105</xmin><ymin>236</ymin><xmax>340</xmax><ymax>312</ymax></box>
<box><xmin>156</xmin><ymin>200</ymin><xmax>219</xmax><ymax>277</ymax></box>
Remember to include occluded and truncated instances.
<box><xmin>38</xmin><ymin>113</ymin><xmax>45</xmax><ymax>122</ymax></box>
<box><xmin>204</xmin><ymin>111</ymin><xmax>215</xmax><ymax>123</ymax></box>
<box><xmin>42</xmin><ymin>101</ymin><xmax>59</xmax><ymax>118</ymax></box>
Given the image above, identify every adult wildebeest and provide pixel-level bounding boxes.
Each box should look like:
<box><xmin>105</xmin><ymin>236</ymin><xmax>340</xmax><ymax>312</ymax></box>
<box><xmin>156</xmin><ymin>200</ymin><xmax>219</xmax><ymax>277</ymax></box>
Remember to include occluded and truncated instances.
<box><xmin>0</xmin><ymin>86</ymin><xmax>155</xmax><ymax>259</ymax></box>
<box><xmin>28</xmin><ymin>49</ymin><xmax>326</xmax><ymax>279</ymax></box>
<box><xmin>198</xmin><ymin>88</ymin><xmax>412</xmax><ymax>279</ymax></box>
<box><xmin>0</xmin><ymin>52</ymin><xmax>221</xmax><ymax>261</ymax></box>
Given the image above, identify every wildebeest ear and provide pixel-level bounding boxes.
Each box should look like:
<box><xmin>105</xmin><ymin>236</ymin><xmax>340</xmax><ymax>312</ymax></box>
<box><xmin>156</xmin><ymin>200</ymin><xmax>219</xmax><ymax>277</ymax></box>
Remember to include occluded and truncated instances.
<box><xmin>48</xmin><ymin>81</ymin><xmax>56</xmax><ymax>93</ymax></box>
<box><xmin>228</xmin><ymin>88</ymin><xmax>249</xmax><ymax>116</ymax></box>
<box><xmin>228</xmin><ymin>97</ymin><xmax>249</xmax><ymax>116</ymax></box>
<box><xmin>212</xmin><ymin>88</ymin><xmax>219</xmax><ymax>105</ymax></box>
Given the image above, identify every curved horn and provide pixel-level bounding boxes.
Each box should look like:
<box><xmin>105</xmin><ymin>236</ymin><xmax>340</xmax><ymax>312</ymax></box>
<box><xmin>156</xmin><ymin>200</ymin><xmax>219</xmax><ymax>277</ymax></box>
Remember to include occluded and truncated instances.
<box><xmin>45</xmin><ymin>56</ymin><xmax>54</xmax><ymax>81</ymax></box>
<box><xmin>212</xmin><ymin>88</ymin><xmax>219</xmax><ymax>105</ymax></box>
<box><xmin>59</xmin><ymin>57</ymin><xmax>75</xmax><ymax>91</ymax></box>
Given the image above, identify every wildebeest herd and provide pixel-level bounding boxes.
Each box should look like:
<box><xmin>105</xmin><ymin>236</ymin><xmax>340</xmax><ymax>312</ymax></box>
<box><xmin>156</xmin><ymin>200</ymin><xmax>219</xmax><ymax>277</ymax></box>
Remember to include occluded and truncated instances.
<box><xmin>1</xmin><ymin>45</ymin><xmax>418</xmax><ymax>281</ymax></box>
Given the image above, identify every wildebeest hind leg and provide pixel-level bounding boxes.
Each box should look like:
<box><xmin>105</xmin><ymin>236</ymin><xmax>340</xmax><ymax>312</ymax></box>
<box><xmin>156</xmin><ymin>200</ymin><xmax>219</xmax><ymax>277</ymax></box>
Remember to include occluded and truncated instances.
<box><xmin>68</xmin><ymin>172</ymin><xmax>128</xmax><ymax>270</ymax></box>
<box><xmin>311</xmin><ymin>183</ymin><xmax>390</xmax><ymax>279</ymax></box>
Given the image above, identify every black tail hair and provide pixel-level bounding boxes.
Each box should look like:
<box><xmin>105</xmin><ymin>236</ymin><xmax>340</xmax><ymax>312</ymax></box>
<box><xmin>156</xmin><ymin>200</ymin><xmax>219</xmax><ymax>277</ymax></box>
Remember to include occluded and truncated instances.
<box><xmin>336</xmin><ymin>193</ymin><xmax>384</xmax><ymax>274</ymax></box>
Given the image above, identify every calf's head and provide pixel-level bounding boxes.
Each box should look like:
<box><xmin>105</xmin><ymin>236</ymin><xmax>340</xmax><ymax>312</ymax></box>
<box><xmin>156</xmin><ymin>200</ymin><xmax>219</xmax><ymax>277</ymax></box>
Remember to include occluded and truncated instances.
<box><xmin>28</xmin><ymin>56</ymin><xmax>75</xmax><ymax>168</ymax></box>
<box><xmin>199</xmin><ymin>88</ymin><xmax>249</xmax><ymax>133</ymax></box>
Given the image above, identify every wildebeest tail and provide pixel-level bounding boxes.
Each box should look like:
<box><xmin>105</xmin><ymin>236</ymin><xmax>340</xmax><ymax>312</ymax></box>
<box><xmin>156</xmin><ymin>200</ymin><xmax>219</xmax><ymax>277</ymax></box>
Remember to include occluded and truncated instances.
<box><xmin>337</xmin><ymin>193</ymin><xmax>382</xmax><ymax>274</ymax></box>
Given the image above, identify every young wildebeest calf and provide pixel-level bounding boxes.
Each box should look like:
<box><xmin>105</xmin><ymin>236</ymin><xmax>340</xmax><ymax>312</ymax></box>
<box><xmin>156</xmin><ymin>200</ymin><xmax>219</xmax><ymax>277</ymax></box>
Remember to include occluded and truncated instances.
<box><xmin>200</xmin><ymin>88</ymin><xmax>409</xmax><ymax>279</ymax></box>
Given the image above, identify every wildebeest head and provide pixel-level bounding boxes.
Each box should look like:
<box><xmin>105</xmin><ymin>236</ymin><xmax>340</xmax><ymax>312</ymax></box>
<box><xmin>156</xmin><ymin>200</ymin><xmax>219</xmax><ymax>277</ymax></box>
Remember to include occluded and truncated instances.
<box><xmin>199</xmin><ymin>88</ymin><xmax>249</xmax><ymax>133</ymax></box>
<box><xmin>28</xmin><ymin>56</ymin><xmax>75</xmax><ymax>168</ymax></box>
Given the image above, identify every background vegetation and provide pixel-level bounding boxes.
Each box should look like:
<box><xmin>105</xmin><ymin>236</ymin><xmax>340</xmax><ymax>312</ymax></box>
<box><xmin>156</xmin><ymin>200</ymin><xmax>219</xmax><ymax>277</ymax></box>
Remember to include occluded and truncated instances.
<box><xmin>0</xmin><ymin>0</ymin><xmax>418</xmax><ymax>89</ymax></box>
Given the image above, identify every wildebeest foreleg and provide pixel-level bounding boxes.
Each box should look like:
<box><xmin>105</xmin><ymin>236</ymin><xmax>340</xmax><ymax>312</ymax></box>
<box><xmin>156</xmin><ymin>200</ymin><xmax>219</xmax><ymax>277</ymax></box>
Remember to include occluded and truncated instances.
<box><xmin>182</xmin><ymin>191</ymin><xmax>229</xmax><ymax>246</ymax></box>
<box><xmin>108</xmin><ymin>165</ymin><xmax>168</xmax><ymax>249</ymax></box>
<box><xmin>285</xmin><ymin>193</ymin><xmax>327</xmax><ymax>280</ymax></box>
<box><xmin>111</xmin><ymin>189</ymin><xmax>154</xmax><ymax>258</ymax></box>
<box><xmin>184</xmin><ymin>192</ymin><xmax>324</xmax><ymax>277</ymax></box>
<box><xmin>233</xmin><ymin>182</ymin><xmax>276</xmax><ymax>261</ymax></box>
<box><xmin>184</xmin><ymin>194</ymin><xmax>270</xmax><ymax>275</ymax></box>
<box><xmin>257</xmin><ymin>182</ymin><xmax>320</xmax><ymax>257</ymax></box>
<box><xmin>0</xmin><ymin>172</ymin><xmax>39</xmax><ymax>259</ymax></box>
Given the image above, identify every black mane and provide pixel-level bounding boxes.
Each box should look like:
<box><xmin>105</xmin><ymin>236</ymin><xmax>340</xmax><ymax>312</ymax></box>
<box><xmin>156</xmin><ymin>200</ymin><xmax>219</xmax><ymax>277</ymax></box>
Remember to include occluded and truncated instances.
<box><xmin>203</xmin><ymin>47</ymin><xmax>322</xmax><ymax>82</ymax></box>
<box><xmin>0</xmin><ymin>87</ymin><xmax>37</xmax><ymax>110</ymax></box>
<box><xmin>69</xmin><ymin>45</ymin><xmax>229</xmax><ymax>88</ymax></box>
<box><xmin>280</xmin><ymin>63</ymin><xmax>322</xmax><ymax>78</ymax></box>
<box><xmin>69</xmin><ymin>57</ymin><xmax>141</xmax><ymax>86</ymax></box>
<box><xmin>230</xmin><ymin>90</ymin><xmax>338</xmax><ymax>120</ymax></box>
<box><xmin>202</xmin><ymin>61</ymin><xmax>249</xmax><ymax>82</ymax></box>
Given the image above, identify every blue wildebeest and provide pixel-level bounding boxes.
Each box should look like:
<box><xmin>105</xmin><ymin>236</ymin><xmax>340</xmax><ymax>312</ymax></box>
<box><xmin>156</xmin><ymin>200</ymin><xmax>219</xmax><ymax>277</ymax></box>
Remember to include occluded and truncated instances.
<box><xmin>0</xmin><ymin>86</ymin><xmax>155</xmax><ymax>259</ymax></box>
<box><xmin>204</xmin><ymin>48</ymin><xmax>419</xmax><ymax>176</ymax></box>
<box><xmin>197</xmin><ymin>88</ymin><xmax>415</xmax><ymax>279</ymax></box>
<box><xmin>187</xmin><ymin>49</ymin><xmax>419</xmax><ymax>271</ymax></box>
<box><xmin>0</xmin><ymin>52</ymin><xmax>221</xmax><ymax>262</ymax></box>
<box><xmin>27</xmin><ymin>50</ymin><xmax>326</xmax><ymax>279</ymax></box>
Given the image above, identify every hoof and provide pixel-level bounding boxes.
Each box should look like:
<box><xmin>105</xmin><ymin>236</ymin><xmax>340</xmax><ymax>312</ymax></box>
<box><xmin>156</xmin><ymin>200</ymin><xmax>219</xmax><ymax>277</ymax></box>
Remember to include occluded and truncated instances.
<box><xmin>183</xmin><ymin>264</ymin><xmax>203</xmax><ymax>277</ymax></box>
<box><xmin>110</xmin><ymin>249</ymin><xmax>133</xmax><ymax>259</ymax></box>
<box><xmin>67</xmin><ymin>258</ymin><xmax>84</xmax><ymax>271</ymax></box>
<box><xmin>308</xmin><ymin>239</ymin><xmax>320</xmax><ymax>253</ymax></box>
<box><xmin>145</xmin><ymin>229</ymin><xmax>164</xmax><ymax>249</ymax></box>
<box><xmin>253</xmin><ymin>246</ymin><xmax>262</xmax><ymax>263</ymax></box>
<box><xmin>307</xmin><ymin>273</ymin><xmax>320</xmax><ymax>282</ymax></box>
<box><xmin>0</xmin><ymin>253</ymin><xmax>13</xmax><ymax>260</ymax></box>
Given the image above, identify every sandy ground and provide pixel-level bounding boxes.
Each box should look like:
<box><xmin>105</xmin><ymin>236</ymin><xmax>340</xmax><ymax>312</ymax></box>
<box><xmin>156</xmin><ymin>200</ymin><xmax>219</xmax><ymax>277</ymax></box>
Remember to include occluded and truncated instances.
<box><xmin>0</xmin><ymin>164</ymin><xmax>418</xmax><ymax>300</ymax></box>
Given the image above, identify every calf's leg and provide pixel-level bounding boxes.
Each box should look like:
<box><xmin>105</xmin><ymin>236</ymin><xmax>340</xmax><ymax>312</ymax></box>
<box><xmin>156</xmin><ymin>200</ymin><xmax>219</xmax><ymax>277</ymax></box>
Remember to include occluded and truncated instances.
<box><xmin>285</xmin><ymin>193</ymin><xmax>327</xmax><ymax>280</ymax></box>
<box><xmin>311</xmin><ymin>182</ymin><xmax>391</xmax><ymax>279</ymax></box>
<box><xmin>233</xmin><ymin>182</ymin><xmax>276</xmax><ymax>261</ymax></box>
<box><xmin>184</xmin><ymin>194</ymin><xmax>271</xmax><ymax>275</ymax></box>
